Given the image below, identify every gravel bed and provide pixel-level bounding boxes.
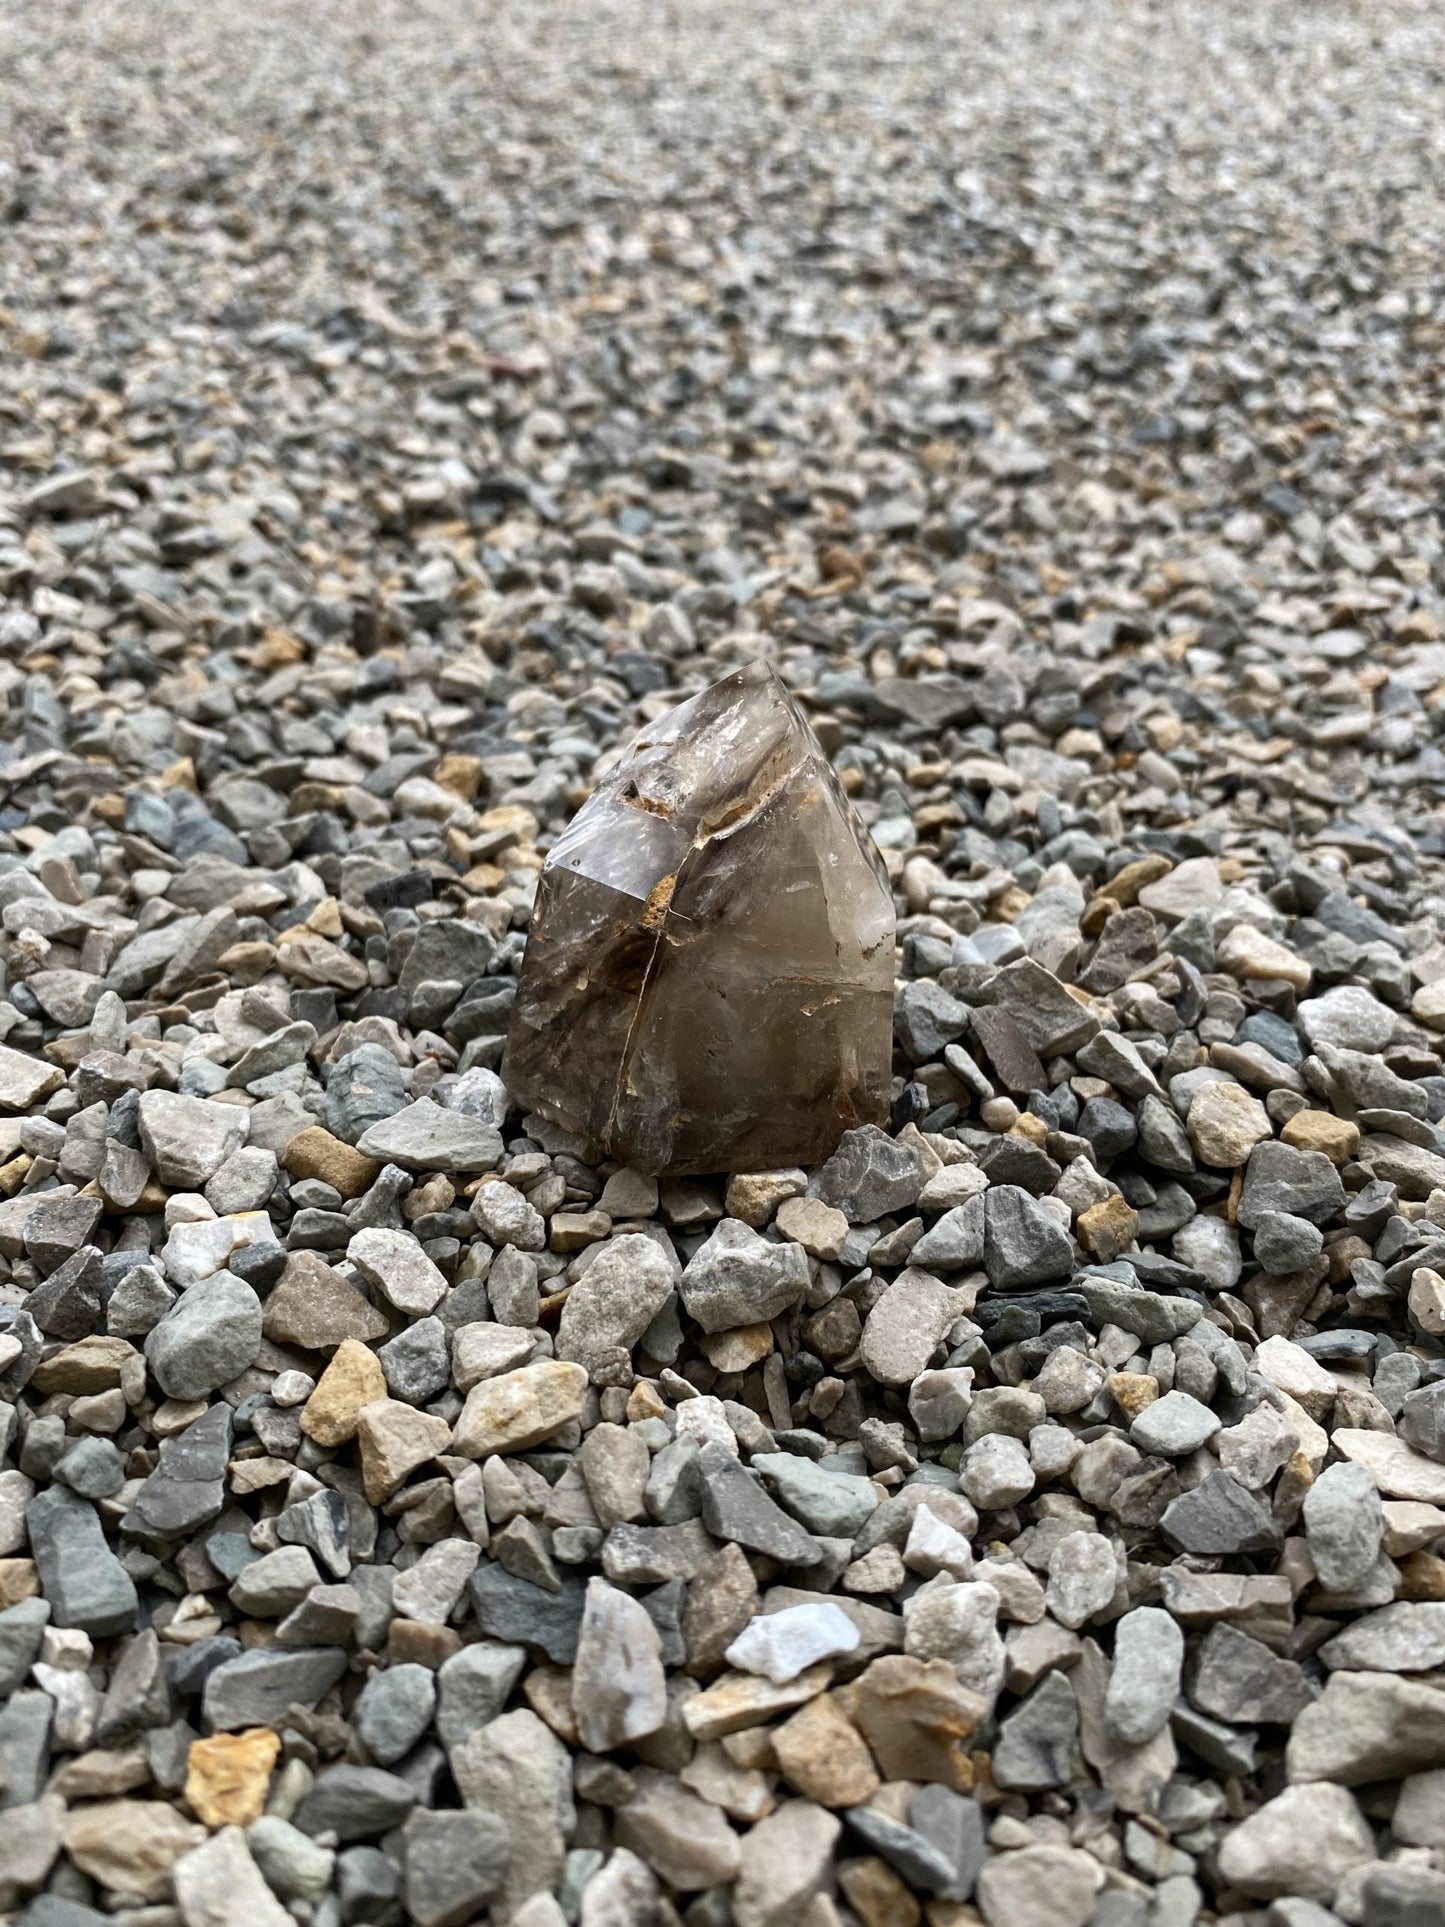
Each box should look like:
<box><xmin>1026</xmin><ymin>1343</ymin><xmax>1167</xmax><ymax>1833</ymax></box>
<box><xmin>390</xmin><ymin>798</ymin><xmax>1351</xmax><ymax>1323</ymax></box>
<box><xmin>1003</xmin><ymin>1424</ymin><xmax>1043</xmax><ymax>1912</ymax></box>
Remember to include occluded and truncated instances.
<box><xmin>1</xmin><ymin>1</ymin><xmax>1444</xmax><ymax>1923</ymax></box>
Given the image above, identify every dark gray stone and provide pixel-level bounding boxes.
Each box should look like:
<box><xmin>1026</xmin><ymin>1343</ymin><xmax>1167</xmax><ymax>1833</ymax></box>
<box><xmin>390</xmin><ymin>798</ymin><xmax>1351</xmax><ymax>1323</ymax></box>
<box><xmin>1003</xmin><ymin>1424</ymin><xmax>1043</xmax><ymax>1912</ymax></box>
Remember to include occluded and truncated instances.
<box><xmin>908</xmin><ymin>1784</ymin><xmax>987</xmax><ymax>1903</ymax></box>
<box><xmin>815</xmin><ymin>1125</ymin><xmax>927</xmax><ymax>1220</ymax></box>
<box><xmin>143</xmin><ymin>1272</ymin><xmax>263</xmax><ymax>1399</ymax></box>
<box><xmin>25</xmin><ymin>1246</ymin><xmax>102</xmax><ymax>1339</ymax></box>
<box><xmin>379</xmin><ymin>1315</ymin><xmax>450</xmax><ymax>1404</ymax></box>
<box><xmin>276</xmin><ymin>1488</ymin><xmax>352</xmax><ymax>1579</ymax></box>
<box><xmin>1252</xmin><ymin>1210</ymin><xmax>1326</xmax><ymax>1274</ymax></box>
<box><xmin>1161</xmin><ymin>1471</ymin><xmax>1281</xmax><ymax>1556</ymax></box>
<box><xmin>1237</xmin><ymin>1141</ymin><xmax>1347</xmax><ymax>1230</ymax></box>
<box><xmin>52</xmin><ymin>1434</ymin><xmax>124</xmax><ymax>1499</ymax></box>
<box><xmin>696</xmin><ymin>1442</ymin><xmax>823</xmax><ymax>1564</ymax></box>
<box><xmin>355</xmin><ymin>1662</ymin><xmax>436</xmax><ymax>1766</ymax></box>
<box><xmin>202</xmin><ymin>1646</ymin><xmax>348</xmax><ymax>1731</ymax></box>
<box><xmin>293</xmin><ymin>1764</ymin><xmax>417</xmax><ymax>1841</ymax></box>
<box><xmin>895</xmin><ymin>982</ymin><xmax>972</xmax><ymax>1062</ymax></box>
<box><xmin>399</xmin><ymin>921</ymin><xmax>497</xmax><ymax>995</ymax></box>
<box><xmin>402</xmin><ymin>1808</ymin><xmax>509</xmax><ymax>1927</ymax></box>
<box><xmin>471</xmin><ymin>1563</ymin><xmax>587</xmax><ymax>1663</ymax></box>
<box><xmin>1400</xmin><ymin>1382</ymin><xmax>1445</xmax><ymax>1464</ymax></box>
<box><xmin>844</xmin><ymin>1805</ymin><xmax>957</xmax><ymax>1894</ymax></box>
<box><xmin>1189</xmin><ymin>1623</ymin><xmax>1313</xmax><ymax>1724</ymax></box>
<box><xmin>323</xmin><ymin>1043</ymin><xmax>407</xmax><ymax>1144</ymax></box>
<box><xmin>126</xmin><ymin>1402</ymin><xmax>233</xmax><ymax>1539</ymax></box>
<box><xmin>28</xmin><ymin>1486</ymin><xmax>137</xmax><ymax>1635</ymax></box>
<box><xmin>983</xmin><ymin>1185</ymin><xmax>1073</xmax><ymax>1288</ymax></box>
<box><xmin>991</xmin><ymin>1669</ymin><xmax>1080</xmax><ymax>1789</ymax></box>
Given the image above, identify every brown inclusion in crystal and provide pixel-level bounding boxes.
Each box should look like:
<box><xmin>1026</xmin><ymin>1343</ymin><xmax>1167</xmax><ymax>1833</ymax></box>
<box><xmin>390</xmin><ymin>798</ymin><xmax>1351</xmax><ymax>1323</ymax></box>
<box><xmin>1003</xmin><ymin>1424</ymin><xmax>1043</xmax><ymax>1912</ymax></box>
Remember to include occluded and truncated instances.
<box><xmin>503</xmin><ymin>662</ymin><xmax>896</xmax><ymax>1175</ymax></box>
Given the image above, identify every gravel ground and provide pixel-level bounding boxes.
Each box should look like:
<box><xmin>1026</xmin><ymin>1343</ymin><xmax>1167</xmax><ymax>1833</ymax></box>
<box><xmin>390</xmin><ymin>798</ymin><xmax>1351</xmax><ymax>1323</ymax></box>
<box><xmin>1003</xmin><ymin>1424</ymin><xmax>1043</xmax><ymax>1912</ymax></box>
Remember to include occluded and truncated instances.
<box><xmin>1</xmin><ymin>0</ymin><xmax>1445</xmax><ymax>1922</ymax></box>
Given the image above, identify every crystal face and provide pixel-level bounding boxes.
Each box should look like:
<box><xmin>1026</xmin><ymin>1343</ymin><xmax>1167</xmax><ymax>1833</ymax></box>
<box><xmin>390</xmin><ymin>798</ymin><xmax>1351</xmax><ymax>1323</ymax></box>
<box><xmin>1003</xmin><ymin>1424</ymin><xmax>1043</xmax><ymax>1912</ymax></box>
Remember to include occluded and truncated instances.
<box><xmin>503</xmin><ymin>662</ymin><xmax>896</xmax><ymax>1176</ymax></box>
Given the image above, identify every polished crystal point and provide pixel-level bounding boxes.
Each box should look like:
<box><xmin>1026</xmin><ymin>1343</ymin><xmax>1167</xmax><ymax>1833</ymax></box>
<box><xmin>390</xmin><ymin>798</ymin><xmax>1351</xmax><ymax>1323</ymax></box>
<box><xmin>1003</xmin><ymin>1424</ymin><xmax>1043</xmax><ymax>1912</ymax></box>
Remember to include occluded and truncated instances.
<box><xmin>503</xmin><ymin>662</ymin><xmax>896</xmax><ymax>1175</ymax></box>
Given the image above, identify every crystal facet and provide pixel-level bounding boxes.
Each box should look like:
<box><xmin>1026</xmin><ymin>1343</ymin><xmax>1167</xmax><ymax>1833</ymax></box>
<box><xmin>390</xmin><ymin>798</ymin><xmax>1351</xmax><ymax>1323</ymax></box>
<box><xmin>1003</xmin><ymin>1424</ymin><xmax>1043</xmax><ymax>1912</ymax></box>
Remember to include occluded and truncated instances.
<box><xmin>503</xmin><ymin>662</ymin><xmax>895</xmax><ymax>1175</ymax></box>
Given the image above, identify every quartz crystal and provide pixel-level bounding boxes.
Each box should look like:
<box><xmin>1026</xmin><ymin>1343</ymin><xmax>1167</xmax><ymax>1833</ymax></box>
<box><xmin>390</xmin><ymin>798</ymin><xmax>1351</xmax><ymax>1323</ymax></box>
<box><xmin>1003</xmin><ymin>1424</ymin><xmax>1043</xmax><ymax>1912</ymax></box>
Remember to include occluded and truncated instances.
<box><xmin>503</xmin><ymin>662</ymin><xmax>895</xmax><ymax>1174</ymax></box>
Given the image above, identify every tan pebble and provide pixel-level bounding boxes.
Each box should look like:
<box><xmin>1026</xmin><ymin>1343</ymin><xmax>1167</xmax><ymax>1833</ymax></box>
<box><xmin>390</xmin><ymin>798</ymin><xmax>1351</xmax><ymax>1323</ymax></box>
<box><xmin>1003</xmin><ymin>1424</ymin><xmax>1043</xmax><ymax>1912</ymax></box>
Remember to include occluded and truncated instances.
<box><xmin>63</xmin><ymin>1799</ymin><xmax>206</xmax><ymax>1900</ymax></box>
<box><xmin>1399</xmin><ymin>1551</ymin><xmax>1445</xmax><ymax>1600</ymax></box>
<box><xmin>775</xmin><ymin>1194</ymin><xmax>850</xmax><ymax>1260</ymax></box>
<box><xmin>1281</xmin><ymin>1110</ymin><xmax>1361</xmax><ymax>1165</ymax></box>
<box><xmin>843</xmin><ymin>1545</ymin><xmax>907</xmax><ymax>1594</ymax></box>
<box><xmin>184</xmin><ymin>1727</ymin><xmax>281</xmax><ymax>1828</ymax></box>
<box><xmin>839</xmin><ymin>1856</ymin><xmax>923</xmax><ymax>1927</ymax></box>
<box><xmin>282</xmin><ymin>1126</ymin><xmax>382</xmax><ymax>1200</ymax></box>
<box><xmin>1109</xmin><ymin>1372</ymin><xmax>1161</xmax><ymax>1420</ymax></box>
<box><xmin>30</xmin><ymin>1335</ymin><xmax>136</xmax><ymax>1396</ymax></box>
<box><xmin>679</xmin><ymin>1741</ymin><xmax>775</xmax><ymax>1823</ymax></box>
<box><xmin>700</xmin><ymin>1324</ymin><xmax>775</xmax><ymax>1373</ymax></box>
<box><xmin>435</xmin><ymin>752</ymin><xmax>483</xmax><ymax>800</ymax></box>
<box><xmin>1077</xmin><ymin>1195</ymin><xmax>1138</xmax><ymax>1262</ymax></box>
<box><xmin>724</xmin><ymin>1169</ymin><xmax>808</xmax><ymax>1228</ymax></box>
<box><xmin>850</xmin><ymin>1655</ymin><xmax>986</xmax><ymax>1791</ymax></box>
<box><xmin>627</xmin><ymin>1380</ymin><xmax>667</xmax><ymax>1423</ymax></box>
<box><xmin>549</xmin><ymin>1209</ymin><xmax>611</xmax><ymax>1252</ymax></box>
<box><xmin>771</xmin><ymin>1692</ymin><xmax>880</xmax><ymax>1806</ymax></box>
<box><xmin>523</xmin><ymin>1663</ymin><xmax>580</xmax><ymax>1746</ymax></box>
<box><xmin>1216</xmin><ymin>923</ymin><xmax>1312</xmax><ymax>992</ymax></box>
<box><xmin>301</xmin><ymin>1339</ymin><xmax>387</xmax><ymax>1447</ymax></box>
<box><xmin>682</xmin><ymin>1663</ymin><xmax>833</xmax><ymax>1741</ymax></box>
<box><xmin>1186</xmin><ymin>1081</ymin><xmax>1272</xmax><ymax>1168</ymax></box>
<box><xmin>451</xmin><ymin>1360</ymin><xmax>589</xmax><ymax>1458</ymax></box>
<box><xmin>51</xmin><ymin>1749</ymin><xmax>151</xmax><ymax>1800</ymax></box>
<box><xmin>356</xmin><ymin>1398</ymin><xmax>453</xmax><ymax>1502</ymax></box>
<box><xmin>0</xmin><ymin>1558</ymin><xmax>39</xmax><ymax>1607</ymax></box>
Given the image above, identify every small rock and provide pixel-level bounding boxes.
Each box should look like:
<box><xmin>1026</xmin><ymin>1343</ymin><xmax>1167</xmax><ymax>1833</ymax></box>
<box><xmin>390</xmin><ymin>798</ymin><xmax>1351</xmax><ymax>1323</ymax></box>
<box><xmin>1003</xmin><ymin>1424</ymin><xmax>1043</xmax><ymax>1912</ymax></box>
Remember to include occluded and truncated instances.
<box><xmin>731</xmin><ymin>1798</ymin><xmax>842</xmax><ymax>1927</ymax></box>
<box><xmin>1045</xmin><ymin>1532</ymin><xmax>1118</xmax><ymax>1630</ymax></box>
<box><xmin>1298</xmin><ymin>985</ymin><xmax>1394</xmax><ymax>1053</ymax></box>
<box><xmin>356</xmin><ymin>1398</ymin><xmax>453</xmax><ymax>1502</ymax></box>
<box><xmin>138</xmin><ymin>1092</ymin><xmax>249</xmax><ymax>1188</ymax></box>
<box><xmin>678</xmin><ymin>1218</ymin><xmax>810</xmax><ymax>1333</ymax></box>
<box><xmin>347</xmin><ymin>1227</ymin><xmax>447</xmax><ymax>1315</ymax></box>
<box><xmin>983</xmin><ymin>1186</ymin><xmax>1073</xmax><ymax>1289</ymax></box>
<box><xmin>769</xmin><ymin>1692</ymin><xmax>880</xmax><ymax>1806</ymax></box>
<box><xmin>1217</xmin><ymin>1783</ymin><xmax>1375</xmax><ymax>1903</ymax></box>
<box><xmin>301</xmin><ymin>1339</ymin><xmax>388</xmax><ymax>1447</ymax></box>
<box><xmin>145</xmin><ymin>1274</ymin><xmax>262</xmax><ymax>1400</ymax></box>
<box><xmin>1104</xmin><ymin>1607</ymin><xmax>1183</xmax><ymax>1745</ymax></box>
<box><xmin>571</xmin><ymin>1577</ymin><xmax>667</xmax><ymax>1752</ymax></box>
<box><xmin>860</xmin><ymin>1269</ymin><xmax>958</xmax><ymax>1384</ymax></box>
<box><xmin>172</xmin><ymin>1825</ymin><xmax>292</xmax><ymax>1927</ymax></box>
<box><xmin>1187</xmin><ymin>1081</ymin><xmax>1272</xmax><ymax>1167</ymax></box>
<box><xmin>726</xmin><ymin>1602</ymin><xmax>860</xmax><ymax>1683</ymax></box>
<box><xmin>184</xmin><ymin>1729</ymin><xmax>281</xmax><ymax>1828</ymax></box>
<box><xmin>354</xmin><ymin>1663</ymin><xmax>437</xmax><ymax>1765</ymax></box>
<box><xmin>355</xmin><ymin>1101</ymin><xmax>502</xmax><ymax>1172</ymax></box>
<box><xmin>402</xmin><ymin>1807</ymin><xmax>508</xmax><ymax>1927</ymax></box>
<box><xmin>1131</xmin><ymin>1390</ymin><xmax>1221</xmax><ymax>1456</ymax></box>
<box><xmin>976</xmin><ymin>1843</ymin><xmax>1102</xmax><ymax>1927</ymax></box>
<box><xmin>62</xmin><ymin>1799</ymin><xmax>206</xmax><ymax>1901</ymax></box>
<box><xmin>555</xmin><ymin>1233</ymin><xmax>676</xmax><ymax>1378</ymax></box>
<box><xmin>452</xmin><ymin>1361</ymin><xmax>589</xmax><ymax>1457</ymax></box>
<box><xmin>28</xmin><ymin>1488</ymin><xmax>136</xmax><ymax>1636</ymax></box>
<box><xmin>815</xmin><ymin>1126</ymin><xmax>926</xmax><ymax>1220</ymax></box>
<box><xmin>1305</xmin><ymin>1461</ymin><xmax>1383</xmax><ymax>1592</ymax></box>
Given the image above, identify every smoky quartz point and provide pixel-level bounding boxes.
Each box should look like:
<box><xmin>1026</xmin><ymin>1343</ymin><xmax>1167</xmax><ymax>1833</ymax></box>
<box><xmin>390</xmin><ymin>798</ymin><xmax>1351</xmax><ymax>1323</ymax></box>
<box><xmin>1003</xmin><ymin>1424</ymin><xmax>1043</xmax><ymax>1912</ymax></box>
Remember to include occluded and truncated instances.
<box><xmin>503</xmin><ymin>662</ymin><xmax>895</xmax><ymax>1175</ymax></box>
